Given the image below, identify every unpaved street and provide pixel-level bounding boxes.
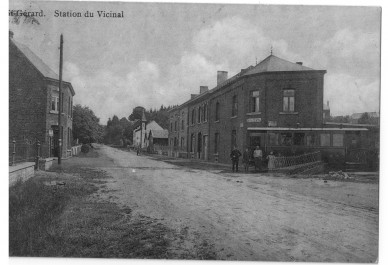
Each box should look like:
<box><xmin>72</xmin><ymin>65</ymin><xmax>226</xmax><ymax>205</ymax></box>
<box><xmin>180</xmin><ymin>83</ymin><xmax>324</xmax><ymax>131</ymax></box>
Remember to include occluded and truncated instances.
<box><xmin>82</xmin><ymin>145</ymin><xmax>378</xmax><ymax>262</ymax></box>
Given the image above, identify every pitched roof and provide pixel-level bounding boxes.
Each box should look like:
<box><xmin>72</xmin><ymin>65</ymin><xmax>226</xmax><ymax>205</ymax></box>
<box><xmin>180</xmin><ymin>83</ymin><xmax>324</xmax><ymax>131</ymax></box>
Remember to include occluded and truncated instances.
<box><xmin>243</xmin><ymin>55</ymin><xmax>315</xmax><ymax>76</ymax></box>
<box><xmin>150</xmin><ymin>129</ymin><xmax>168</xmax><ymax>139</ymax></box>
<box><xmin>11</xmin><ymin>39</ymin><xmax>60</xmax><ymax>80</ymax></box>
<box><xmin>169</xmin><ymin>55</ymin><xmax>324</xmax><ymax>113</ymax></box>
<box><xmin>10</xmin><ymin>38</ymin><xmax>75</xmax><ymax>95</ymax></box>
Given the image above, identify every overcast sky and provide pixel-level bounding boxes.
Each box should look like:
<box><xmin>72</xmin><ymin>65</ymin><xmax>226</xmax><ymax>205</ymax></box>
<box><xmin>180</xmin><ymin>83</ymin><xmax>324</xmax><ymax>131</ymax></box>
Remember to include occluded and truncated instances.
<box><xmin>9</xmin><ymin>1</ymin><xmax>381</xmax><ymax>124</ymax></box>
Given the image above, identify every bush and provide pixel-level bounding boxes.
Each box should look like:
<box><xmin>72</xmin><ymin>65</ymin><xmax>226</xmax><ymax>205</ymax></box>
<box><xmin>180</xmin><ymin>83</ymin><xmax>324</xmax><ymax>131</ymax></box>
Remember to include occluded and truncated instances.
<box><xmin>81</xmin><ymin>144</ymin><xmax>90</xmax><ymax>153</ymax></box>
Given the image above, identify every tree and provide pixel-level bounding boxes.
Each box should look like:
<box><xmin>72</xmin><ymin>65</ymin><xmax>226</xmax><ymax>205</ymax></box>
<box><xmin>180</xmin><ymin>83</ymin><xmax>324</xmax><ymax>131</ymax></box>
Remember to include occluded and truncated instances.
<box><xmin>358</xmin><ymin>112</ymin><xmax>379</xmax><ymax>125</ymax></box>
<box><xmin>72</xmin><ymin>104</ymin><xmax>104</xmax><ymax>144</ymax></box>
<box><xmin>129</xmin><ymin>106</ymin><xmax>146</xmax><ymax>121</ymax></box>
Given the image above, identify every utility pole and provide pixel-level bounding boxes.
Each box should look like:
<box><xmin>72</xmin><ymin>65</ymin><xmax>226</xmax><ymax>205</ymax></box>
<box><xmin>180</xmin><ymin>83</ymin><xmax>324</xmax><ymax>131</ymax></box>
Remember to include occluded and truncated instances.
<box><xmin>58</xmin><ymin>34</ymin><xmax>63</xmax><ymax>165</ymax></box>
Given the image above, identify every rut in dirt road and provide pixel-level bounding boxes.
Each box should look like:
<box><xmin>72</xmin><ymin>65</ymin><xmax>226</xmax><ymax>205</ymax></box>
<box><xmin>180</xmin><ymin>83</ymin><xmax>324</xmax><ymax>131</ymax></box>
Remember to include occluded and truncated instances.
<box><xmin>93</xmin><ymin>145</ymin><xmax>378</xmax><ymax>262</ymax></box>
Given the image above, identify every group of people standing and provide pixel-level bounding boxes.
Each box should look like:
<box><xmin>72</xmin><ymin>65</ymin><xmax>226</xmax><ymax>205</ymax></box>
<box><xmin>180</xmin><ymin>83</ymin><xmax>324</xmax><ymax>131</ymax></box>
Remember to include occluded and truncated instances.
<box><xmin>230</xmin><ymin>146</ymin><xmax>276</xmax><ymax>173</ymax></box>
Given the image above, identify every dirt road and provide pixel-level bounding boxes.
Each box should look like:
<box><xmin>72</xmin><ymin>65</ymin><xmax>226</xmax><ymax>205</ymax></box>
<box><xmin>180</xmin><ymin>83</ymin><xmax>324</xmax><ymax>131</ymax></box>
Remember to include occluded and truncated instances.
<box><xmin>85</xmin><ymin>145</ymin><xmax>378</xmax><ymax>262</ymax></box>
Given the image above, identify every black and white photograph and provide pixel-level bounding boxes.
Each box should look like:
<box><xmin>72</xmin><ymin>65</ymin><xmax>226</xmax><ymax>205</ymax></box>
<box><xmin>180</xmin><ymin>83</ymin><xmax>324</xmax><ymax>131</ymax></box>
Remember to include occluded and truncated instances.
<box><xmin>7</xmin><ymin>0</ymin><xmax>382</xmax><ymax>263</ymax></box>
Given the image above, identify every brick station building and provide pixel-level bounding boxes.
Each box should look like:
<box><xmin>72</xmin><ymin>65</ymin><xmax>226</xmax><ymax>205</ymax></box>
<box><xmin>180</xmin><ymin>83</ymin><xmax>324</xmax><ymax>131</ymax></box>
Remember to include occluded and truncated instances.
<box><xmin>169</xmin><ymin>54</ymin><xmax>375</xmax><ymax>165</ymax></box>
<box><xmin>9</xmin><ymin>31</ymin><xmax>75</xmax><ymax>158</ymax></box>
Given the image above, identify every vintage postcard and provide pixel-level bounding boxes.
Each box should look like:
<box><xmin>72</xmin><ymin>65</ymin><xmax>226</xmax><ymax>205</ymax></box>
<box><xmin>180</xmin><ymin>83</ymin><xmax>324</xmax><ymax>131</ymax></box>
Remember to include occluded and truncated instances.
<box><xmin>9</xmin><ymin>0</ymin><xmax>381</xmax><ymax>262</ymax></box>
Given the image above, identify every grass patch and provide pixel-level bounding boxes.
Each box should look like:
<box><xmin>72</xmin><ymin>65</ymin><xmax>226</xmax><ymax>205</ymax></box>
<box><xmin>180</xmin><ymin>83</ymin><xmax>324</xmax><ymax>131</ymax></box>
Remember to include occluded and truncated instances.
<box><xmin>9</xmin><ymin>167</ymin><xmax>210</xmax><ymax>259</ymax></box>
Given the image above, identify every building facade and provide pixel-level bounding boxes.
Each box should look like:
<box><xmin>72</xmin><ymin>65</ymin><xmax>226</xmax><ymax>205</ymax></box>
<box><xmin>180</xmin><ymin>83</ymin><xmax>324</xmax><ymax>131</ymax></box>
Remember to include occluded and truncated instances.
<box><xmin>169</xmin><ymin>54</ymin><xmax>377</xmax><ymax>166</ymax></box>
<box><xmin>9</xmin><ymin>31</ymin><xmax>75</xmax><ymax>158</ymax></box>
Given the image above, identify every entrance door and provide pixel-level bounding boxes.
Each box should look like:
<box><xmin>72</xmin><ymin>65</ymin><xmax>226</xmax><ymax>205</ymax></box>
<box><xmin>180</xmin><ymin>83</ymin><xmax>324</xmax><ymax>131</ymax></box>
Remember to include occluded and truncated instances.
<box><xmin>249</xmin><ymin>132</ymin><xmax>266</xmax><ymax>153</ymax></box>
<box><xmin>197</xmin><ymin>132</ymin><xmax>202</xmax><ymax>159</ymax></box>
<box><xmin>51</xmin><ymin>125</ymin><xmax>59</xmax><ymax>157</ymax></box>
<box><xmin>203</xmin><ymin>135</ymin><xmax>208</xmax><ymax>160</ymax></box>
<box><xmin>250</xmin><ymin>136</ymin><xmax>261</xmax><ymax>148</ymax></box>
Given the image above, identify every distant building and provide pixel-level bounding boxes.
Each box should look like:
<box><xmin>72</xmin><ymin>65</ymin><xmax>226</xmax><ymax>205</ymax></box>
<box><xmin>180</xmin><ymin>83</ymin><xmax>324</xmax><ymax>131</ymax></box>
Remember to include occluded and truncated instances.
<box><xmin>147</xmin><ymin>129</ymin><xmax>168</xmax><ymax>152</ymax></box>
<box><xmin>132</xmin><ymin>111</ymin><xmax>165</xmax><ymax>149</ymax></box>
<box><xmin>9</xmin><ymin>31</ymin><xmax>75</xmax><ymax>158</ymax></box>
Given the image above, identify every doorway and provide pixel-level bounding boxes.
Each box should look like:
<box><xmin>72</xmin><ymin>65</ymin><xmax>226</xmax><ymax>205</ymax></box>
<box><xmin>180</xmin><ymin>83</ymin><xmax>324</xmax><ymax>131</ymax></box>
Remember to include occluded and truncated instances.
<box><xmin>51</xmin><ymin>125</ymin><xmax>59</xmax><ymax>157</ymax></box>
<box><xmin>203</xmin><ymin>135</ymin><xmax>208</xmax><ymax>160</ymax></box>
<box><xmin>197</xmin><ymin>132</ymin><xmax>202</xmax><ymax>159</ymax></box>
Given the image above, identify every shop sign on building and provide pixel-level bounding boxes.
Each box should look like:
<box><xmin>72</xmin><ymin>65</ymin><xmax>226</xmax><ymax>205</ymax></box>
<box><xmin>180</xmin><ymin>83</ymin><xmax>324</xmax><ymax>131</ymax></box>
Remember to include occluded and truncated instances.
<box><xmin>247</xmin><ymin>118</ymin><xmax>261</xmax><ymax>123</ymax></box>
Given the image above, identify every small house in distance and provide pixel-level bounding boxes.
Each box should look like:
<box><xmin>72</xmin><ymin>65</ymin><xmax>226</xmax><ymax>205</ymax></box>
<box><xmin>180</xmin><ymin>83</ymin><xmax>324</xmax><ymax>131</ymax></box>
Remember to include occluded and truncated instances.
<box><xmin>132</xmin><ymin>111</ymin><xmax>166</xmax><ymax>149</ymax></box>
<box><xmin>147</xmin><ymin>129</ymin><xmax>169</xmax><ymax>153</ymax></box>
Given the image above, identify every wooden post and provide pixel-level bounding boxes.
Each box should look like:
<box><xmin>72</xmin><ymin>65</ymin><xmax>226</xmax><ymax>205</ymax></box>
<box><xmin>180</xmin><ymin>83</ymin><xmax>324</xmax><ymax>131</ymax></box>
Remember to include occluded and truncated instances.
<box><xmin>58</xmin><ymin>34</ymin><xmax>63</xmax><ymax>165</ymax></box>
<box><xmin>36</xmin><ymin>140</ymin><xmax>40</xmax><ymax>170</ymax></box>
<box><xmin>12</xmin><ymin>138</ymin><xmax>16</xmax><ymax>166</ymax></box>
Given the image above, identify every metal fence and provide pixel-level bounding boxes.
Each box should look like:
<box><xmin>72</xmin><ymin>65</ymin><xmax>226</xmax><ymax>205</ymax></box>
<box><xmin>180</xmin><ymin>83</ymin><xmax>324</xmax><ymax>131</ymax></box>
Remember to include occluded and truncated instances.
<box><xmin>271</xmin><ymin>151</ymin><xmax>322</xmax><ymax>169</ymax></box>
<box><xmin>9</xmin><ymin>139</ymin><xmax>49</xmax><ymax>166</ymax></box>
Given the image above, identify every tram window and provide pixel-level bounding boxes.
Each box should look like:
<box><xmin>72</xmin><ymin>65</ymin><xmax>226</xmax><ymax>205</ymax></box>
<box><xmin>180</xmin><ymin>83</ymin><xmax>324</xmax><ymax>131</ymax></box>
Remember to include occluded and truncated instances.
<box><xmin>306</xmin><ymin>134</ymin><xmax>317</xmax><ymax>146</ymax></box>
<box><xmin>294</xmin><ymin>133</ymin><xmax>305</xmax><ymax>145</ymax></box>
<box><xmin>320</xmin><ymin>133</ymin><xmax>331</xmax><ymax>146</ymax></box>
<box><xmin>268</xmin><ymin>133</ymin><xmax>279</xmax><ymax>145</ymax></box>
<box><xmin>332</xmin><ymin>134</ymin><xmax>344</xmax><ymax>147</ymax></box>
<box><xmin>280</xmin><ymin>133</ymin><xmax>293</xmax><ymax>146</ymax></box>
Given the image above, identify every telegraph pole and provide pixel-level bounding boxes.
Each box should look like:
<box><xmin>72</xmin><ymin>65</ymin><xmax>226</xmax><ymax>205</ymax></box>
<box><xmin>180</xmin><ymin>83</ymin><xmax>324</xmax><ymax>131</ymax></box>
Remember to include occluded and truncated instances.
<box><xmin>58</xmin><ymin>34</ymin><xmax>63</xmax><ymax>165</ymax></box>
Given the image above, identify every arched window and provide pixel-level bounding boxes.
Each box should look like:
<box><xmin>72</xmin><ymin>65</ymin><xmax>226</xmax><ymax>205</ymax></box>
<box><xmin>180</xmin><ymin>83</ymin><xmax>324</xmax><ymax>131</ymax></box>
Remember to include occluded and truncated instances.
<box><xmin>232</xmin><ymin>95</ymin><xmax>238</xmax><ymax>116</ymax></box>
<box><xmin>215</xmin><ymin>102</ymin><xmax>220</xmax><ymax>121</ymax></box>
<box><xmin>191</xmin><ymin>109</ymin><xmax>195</xmax><ymax>125</ymax></box>
<box><xmin>198</xmin><ymin>106</ymin><xmax>202</xmax><ymax>123</ymax></box>
<box><xmin>204</xmin><ymin>103</ymin><xmax>208</xmax><ymax>122</ymax></box>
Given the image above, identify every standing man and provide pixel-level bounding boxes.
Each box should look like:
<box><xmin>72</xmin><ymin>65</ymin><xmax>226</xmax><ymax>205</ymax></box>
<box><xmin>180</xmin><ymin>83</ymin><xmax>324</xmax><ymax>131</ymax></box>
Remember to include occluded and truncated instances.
<box><xmin>230</xmin><ymin>146</ymin><xmax>242</xmax><ymax>172</ymax></box>
<box><xmin>253</xmin><ymin>146</ymin><xmax>263</xmax><ymax>172</ymax></box>
<box><xmin>242</xmin><ymin>147</ymin><xmax>250</xmax><ymax>173</ymax></box>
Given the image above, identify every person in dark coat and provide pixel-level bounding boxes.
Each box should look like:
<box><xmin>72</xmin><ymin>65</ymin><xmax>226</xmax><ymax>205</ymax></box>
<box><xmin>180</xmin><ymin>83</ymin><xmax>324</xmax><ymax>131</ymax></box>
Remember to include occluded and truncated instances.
<box><xmin>230</xmin><ymin>146</ymin><xmax>242</xmax><ymax>172</ymax></box>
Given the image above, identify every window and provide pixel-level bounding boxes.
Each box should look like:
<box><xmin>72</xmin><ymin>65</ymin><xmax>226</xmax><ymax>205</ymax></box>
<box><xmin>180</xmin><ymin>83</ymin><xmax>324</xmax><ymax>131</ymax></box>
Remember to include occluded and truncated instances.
<box><xmin>251</xmin><ymin>91</ymin><xmax>260</xmax><ymax>112</ymax></box>
<box><xmin>191</xmin><ymin>109</ymin><xmax>195</xmax><ymax>125</ymax></box>
<box><xmin>280</xmin><ymin>132</ymin><xmax>293</xmax><ymax>146</ymax></box>
<box><xmin>283</xmin><ymin>89</ymin><xmax>295</xmax><ymax>112</ymax></box>
<box><xmin>68</xmin><ymin>97</ymin><xmax>71</xmax><ymax>115</ymax></box>
<box><xmin>232</xmin><ymin>95</ymin><xmax>238</xmax><ymax>116</ymax></box>
<box><xmin>320</xmin><ymin>133</ymin><xmax>331</xmax><ymax>146</ymax></box>
<box><xmin>170</xmin><ymin>123</ymin><xmax>173</xmax><ymax>131</ymax></box>
<box><xmin>170</xmin><ymin>138</ymin><xmax>173</xmax><ymax>147</ymax></box>
<box><xmin>70</xmin><ymin>99</ymin><xmax>73</xmax><ymax>117</ymax></box>
<box><xmin>181</xmin><ymin>119</ymin><xmax>184</xmax><ymax>130</ymax></box>
<box><xmin>333</xmin><ymin>134</ymin><xmax>344</xmax><ymax>147</ymax></box>
<box><xmin>190</xmin><ymin>134</ymin><xmax>195</xmax><ymax>152</ymax></box>
<box><xmin>181</xmin><ymin>137</ymin><xmax>185</xmax><ymax>147</ymax></box>
<box><xmin>215</xmin><ymin>102</ymin><xmax>220</xmax><ymax>121</ymax></box>
<box><xmin>198</xmin><ymin>106</ymin><xmax>202</xmax><ymax>123</ymax></box>
<box><xmin>175</xmin><ymin>121</ymin><xmax>177</xmax><ymax>131</ymax></box>
<box><xmin>203</xmin><ymin>103</ymin><xmax>208</xmax><ymax>122</ymax></box>
<box><xmin>231</xmin><ymin>130</ymin><xmax>237</xmax><ymax>148</ymax></box>
<box><xmin>268</xmin><ymin>133</ymin><xmax>279</xmax><ymax>145</ymax></box>
<box><xmin>51</xmin><ymin>96</ymin><xmax>59</xmax><ymax>112</ymax></box>
<box><xmin>214</xmin><ymin>133</ymin><xmax>219</xmax><ymax>153</ymax></box>
<box><xmin>306</xmin><ymin>134</ymin><xmax>317</xmax><ymax>146</ymax></box>
<box><xmin>294</xmin><ymin>133</ymin><xmax>305</xmax><ymax>145</ymax></box>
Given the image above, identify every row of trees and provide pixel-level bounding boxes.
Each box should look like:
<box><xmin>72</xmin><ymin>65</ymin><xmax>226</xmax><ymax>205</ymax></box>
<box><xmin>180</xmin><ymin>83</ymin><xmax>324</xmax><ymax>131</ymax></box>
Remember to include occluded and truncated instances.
<box><xmin>103</xmin><ymin>105</ymin><xmax>177</xmax><ymax>146</ymax></box>
<box><xmin>72</xmin><ymin>104</ymin><xmax>104</xmax><ymax>144</ymax></box>
<box><xmin>327</xmin><ymin>112</ymin><xmax>379</xmax><ymax>125</ymax></box>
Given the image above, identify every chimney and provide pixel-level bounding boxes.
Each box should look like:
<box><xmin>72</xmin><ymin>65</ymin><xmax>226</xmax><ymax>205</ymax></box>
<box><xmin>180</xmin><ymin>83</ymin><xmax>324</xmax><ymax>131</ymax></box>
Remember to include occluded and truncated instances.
<box><xmin>217</xmin><ymin>71</ymin><xmax>228</xmax><ymax>85</ymax></box>
<box><xmin>191</xmin><ymin>94</ymin><xmax>198</xmax><ymax>99</ymax></box>
<box><xmin>296</xmin><ymin>62</ymin><xmax>303</xmax><ymax>65</ymax></box>
<box><xmin>200</xmin><ymin>86</ymin><xmax>208</xmax><ymax>94</ymax></box>
<box><xmin>9</xmin><ymin>30</ymin><xmax>14</xmax><ymax>39</ymax></box>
